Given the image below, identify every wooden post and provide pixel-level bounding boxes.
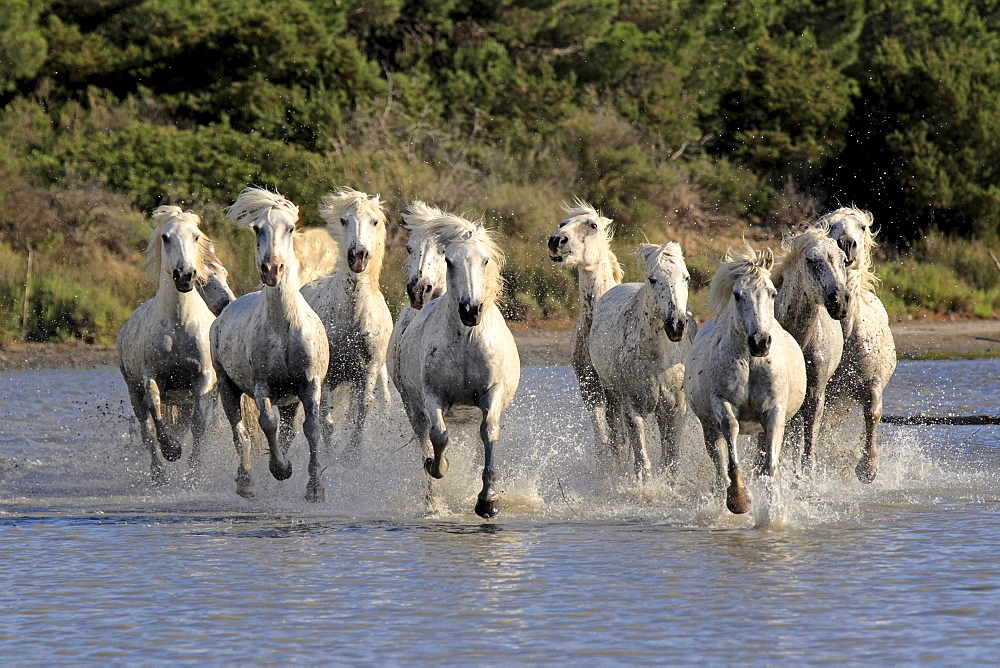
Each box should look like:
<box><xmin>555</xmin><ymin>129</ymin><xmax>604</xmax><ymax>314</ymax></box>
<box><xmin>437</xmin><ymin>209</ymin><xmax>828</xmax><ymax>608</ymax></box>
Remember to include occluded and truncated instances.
<box><xmin>21</xmin><ymin>243</ymin><xmax>33</xmax><ymax>340</ymax></box>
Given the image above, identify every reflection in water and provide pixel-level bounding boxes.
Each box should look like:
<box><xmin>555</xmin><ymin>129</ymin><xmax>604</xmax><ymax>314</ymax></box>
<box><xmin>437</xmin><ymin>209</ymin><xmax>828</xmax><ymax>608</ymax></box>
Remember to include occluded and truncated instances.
<box><xmin>1</xmin><ymin>361</ymin><xmax>999</xmax><ymax>661</ymax></box>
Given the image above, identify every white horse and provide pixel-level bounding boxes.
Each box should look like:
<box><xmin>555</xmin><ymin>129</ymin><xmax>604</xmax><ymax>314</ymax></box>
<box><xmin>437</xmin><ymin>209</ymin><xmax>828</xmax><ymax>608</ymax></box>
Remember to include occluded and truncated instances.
<box><xmin>387</xmin><ymin>201</ymin><xmax>449</xmax><ymax>393</ymax></box>
<box><xmin>547</xmin><ymin>199</ymin><xmax>623</xmax><ymax>450</ymax></box>
<box><xmin>771</xmin><ymin>227</ymin><xmax>850</xmax><ymax>473</ymax></box>
<box><xmin>210</xmin><ymin>187</ymin><xmax>330</xmax><ymax>501</ymax></box>
<box><xmin>195</xmin><ymin>238</ymin><xmax>236</xmax><ymax>316</ymax></box>
<box><xmin>819</xmin><ymin>207</ymin><xmax>897</xmax><ymax>482</ymax></box>
<box><xmin>685</xmin><ymin>244</ymin><xmax>806</xmax><ymax>514</ymax></box>
<box><xmin>395</xmin><ymin>209</ymin><xmax>520</xmax><ymax>518</ymax></box>
<box><xmin>589</xmin><ymin>242</ymin><xmax>691</xmax><ymax>481</ymax></box>
<box><xmin>301</xmin><ymin>188</ymin><xmax>393</xmax><ymax>463</ymax></box>
<box><xmin>117</xmin><ymin>206</ymin><xmax>218</xmax><ymax>483</ymax></box>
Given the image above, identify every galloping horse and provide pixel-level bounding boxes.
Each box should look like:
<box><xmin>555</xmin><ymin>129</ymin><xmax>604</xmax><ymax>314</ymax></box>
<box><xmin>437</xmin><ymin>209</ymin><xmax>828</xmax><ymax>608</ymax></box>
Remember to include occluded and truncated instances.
<box><xmin>685</xmin><ymin>244</ymin><xmax>806</xmax><ymax>514</ymax></box>
<box><xmin>819</xmin><ymin>207</ymin><xmax>897</xmax><ymax>482</ymax></box>
<box><xmin>117</xmin><ymin>206</ymin><xmax>218</xmax><ymax>483</ymax></box>
<box><xmin>301</xmin><ymin>188</ymin><xmax>393</xmax><ymax>463</ymax></box>
<box><xmin>394</xmin><ymin>209</ymin><xmax>520</xmax><ymax>518</ymax></box>
<box><xmin>210</xmin><ymin>187</ymin><xmax>330</xmax><ymax>501</ymax></box>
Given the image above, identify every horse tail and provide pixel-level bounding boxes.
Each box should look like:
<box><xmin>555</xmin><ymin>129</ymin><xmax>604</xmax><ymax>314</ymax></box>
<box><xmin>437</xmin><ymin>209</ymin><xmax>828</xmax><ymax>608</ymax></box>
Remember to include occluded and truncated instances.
<box><xmin>240</xmin><ymin>394</ymin><xmax>268</xmax><ymax>459</ymax></box>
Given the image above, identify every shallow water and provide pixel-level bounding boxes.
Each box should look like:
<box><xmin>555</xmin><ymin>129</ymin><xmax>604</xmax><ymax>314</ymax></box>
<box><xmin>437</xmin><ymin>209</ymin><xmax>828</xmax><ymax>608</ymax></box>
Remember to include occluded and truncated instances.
<box><xmin>2</xmin><ymin>360</ymin><xmax>1000</xmax><ymax>662</ymax></box>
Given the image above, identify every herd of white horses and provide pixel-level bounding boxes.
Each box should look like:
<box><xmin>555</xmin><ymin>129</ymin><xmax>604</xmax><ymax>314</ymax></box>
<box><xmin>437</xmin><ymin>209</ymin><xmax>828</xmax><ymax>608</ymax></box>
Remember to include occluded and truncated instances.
<box><xmin>117</xmin><ymin>186</ymin><xmax>895</xmax><ymax>518</ymax></box>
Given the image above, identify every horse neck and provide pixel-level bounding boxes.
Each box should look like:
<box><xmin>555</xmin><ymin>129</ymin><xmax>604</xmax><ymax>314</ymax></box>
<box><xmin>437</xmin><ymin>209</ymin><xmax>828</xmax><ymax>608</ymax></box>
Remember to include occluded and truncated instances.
<box><xmin>333</xmin><ymin>264</ymin><xmax>380</xmax><ymax>313</ymax></box>
<box><xmin>775</xmin><ymin>264</ymin><xmax>821</xmax><ymax>344</ymax></box>
<box><xmin>577</xmin><ymin>254</ymin><xmax>619</xmax><ymax>324</ymax></box>
<box><xmin>716</xmin><ymin>306</ymin><xmax>751</xmax><ymax>355</ymax></box>
<box><xmin>636</xmin><ymin>285</ymin><xmax>667</xmax><ymax>354</ymax></box>
<box><xmin>155</xmin><ymin>266</ymin><xmax>204</xmax><ymax>323</ymax></box>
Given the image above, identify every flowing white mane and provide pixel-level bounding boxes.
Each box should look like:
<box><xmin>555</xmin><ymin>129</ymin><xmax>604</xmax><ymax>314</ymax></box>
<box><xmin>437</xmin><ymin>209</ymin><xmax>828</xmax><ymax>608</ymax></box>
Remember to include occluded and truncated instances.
<box><xmin>771</xmin><ymin>226</ymin><xmax>828</xmax><ymax>289</ymax></box>
<box><xmin>142</xmin><ymin>205</ymin><xmax>218</xmax><ymax>284</ymax></box>
<box><xmin>226</xmin><ymin>186</ymin><xmax>300</xmax><ymax>228</ymax></box>
<box><xmin>707</xmin><ymin>242</ymin><xmax>774</xmax><ymax>317</ymax></box>
<box><xmin>318</xmin><ymin>187</ymin><xmax>388</xmax><ymax>230</ymax></box>
<box><xmin>638</xmin><ymin>241</ymin><xmax>684</xmax><ymax>275</ymax></box>
<box><xmin>817</xmin><ymin>206</ymin><xmax>879</xmax><ymax>293</ymax></box>
<box><xmin>404</xmin><ymin>203</ymin><xmax>505</xmax><ymax>306</ymax></box>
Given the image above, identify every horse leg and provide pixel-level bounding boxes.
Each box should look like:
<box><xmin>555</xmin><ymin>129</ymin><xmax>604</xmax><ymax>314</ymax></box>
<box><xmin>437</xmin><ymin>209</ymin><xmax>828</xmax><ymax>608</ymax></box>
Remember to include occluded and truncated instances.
<box><xmin>217</xmin><ymin>372</ymin><xmax>254</xmax><ymax>498</ymax></box>
<box><xmin>320</xmin><ymin>381</ymin><xmax>336</xmax><ymax>457</ymax></box>
<box><xmin>377</xmin><ymin>364</ymin><xmax>392</xmax><ymax>404</ymax></box>
<box><xmin>580</xmin><ymin>370</ymin><xmax>610</xmax><ymax>449</ymax></box>
<box><xmin>277</xmin><ymin>404</ymin><xmax>298</xmax><ymax>456</ymax></box>
<box><xmin>625</xmin><ymin>408</ymin><xmax>652</xmax><ymax>484</ymax></box>
<box><xmin>475</xmin><ymin>384</ymin><xmax>505</xmax><ymax>518</ymax></box>
<box><xmin>255</xmin><ymin>383</ymin><xmax>291</xmax><ymax>482</ymax></box>
<box><xmin>342</xmin><ymin>376</ymin><xmax>372</xmax><ymax>466</ymax></box>
<box><xmin>799</xmin><ymin>394</ymin><xmax>823</xmax><ymax>476</ymax></box>
<box><xmin>423</xmin><ymin>397</ymin><xmax>450</xmax><ymax>479</ymax></box>
<box><xmin>187</xmin><ymin>370</ymin><xmax>216</xmax><ymax>475</ymax></box>
<box><xmin>712</xmin><ymin>395</ymin><xmax>749</xmax><ymax>514</ymax></box>
<box><xmin>301</xmin><ymin>379</ymin><xmax>326</xmax><ymax>502</ymax></box>
<box><xmin>655</xmin><ymin>391</ymin><xmax>685</xmax><ymax>475</ymax></box>
<box><xmin>701</xmin><ymin>421</ymin><xmax>726</xmax><ymax>494</ymax></box>
<box><xmin>856</xmin><ymin>384</ymin><xmax>882</xmax><ymax>483</ymax></box>
<box><xmin>143</xmin><ymin>377</ymin><xmax>183</xmax><ymax>462</ymax></box>
<box><xmin>760</xmin><ymin>405</ymin><xmax>787</xmax><ymax>479</ymax></box>
<box><xmin>129</xmin><ymin>386</ymin><xmax>165</xmax><ymax>485</ymax></box>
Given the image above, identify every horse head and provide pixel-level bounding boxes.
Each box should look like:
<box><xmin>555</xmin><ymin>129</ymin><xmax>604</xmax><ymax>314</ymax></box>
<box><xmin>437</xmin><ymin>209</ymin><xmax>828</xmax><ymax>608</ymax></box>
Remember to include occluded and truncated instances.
<box><xmin>404</xmin><ymin>229</ymin><xmax>447</xmax><ymax>309</ymax></box>
<box><xmin>548</xmin><ymin>199</ymin><xmax>613</xmax><ymax>269</ymax></box>
<box><xmin>820</xmin><ymin>207</ymin><xmax>873</xmax><ymax>268</ymax></box>
<box><xmin>148</xmin><ymin>206</ymin><xmax>206</xmax><ymax>293</ymax></box>
<box><xmin>640</xmin><ymin>242</ymin><xmax>690</xmax><ymax>342</ymax></box>
<box><xmin>731</xmin><ymin>247</ymin><xmax>777</xmax><ymax>357</ymax></box>
<box><xmin>227</xmin><ymin>187</ymin><xmax>300</xmax><ymax>288</ymax></box>
<box><xmin>319</xmin><ymin>188</ymin><xmax>386</xmax><ymax>280</ymax></box>
<box><xmin>803</xmin><ymin>235</ymin><xmax>851</xmax><ymax>320</ymax></box>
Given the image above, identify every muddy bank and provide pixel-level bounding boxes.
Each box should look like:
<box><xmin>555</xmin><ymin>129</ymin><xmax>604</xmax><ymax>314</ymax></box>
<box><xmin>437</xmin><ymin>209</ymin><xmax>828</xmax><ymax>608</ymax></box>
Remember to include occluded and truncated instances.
<box><xmin>1</xmin><ymin>318</ymin><xmax>999</xmax><ymax>372</ymax></box>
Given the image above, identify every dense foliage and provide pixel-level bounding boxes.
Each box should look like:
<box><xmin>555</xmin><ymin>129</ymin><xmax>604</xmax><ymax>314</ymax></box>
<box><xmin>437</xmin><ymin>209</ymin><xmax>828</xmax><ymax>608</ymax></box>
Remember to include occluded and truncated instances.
<box><xmin>2</xmin><ymin>0</ymin><xmax>1000</xmax><ymax>341</ymax></box>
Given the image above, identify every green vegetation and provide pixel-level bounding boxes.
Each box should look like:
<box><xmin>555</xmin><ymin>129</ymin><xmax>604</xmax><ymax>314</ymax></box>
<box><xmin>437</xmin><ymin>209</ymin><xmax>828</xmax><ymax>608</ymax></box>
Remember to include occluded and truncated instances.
<box><xmin>1</xmin><ymin>0</ymin><xmax>1000</xmax><ymax>343</ymax></box>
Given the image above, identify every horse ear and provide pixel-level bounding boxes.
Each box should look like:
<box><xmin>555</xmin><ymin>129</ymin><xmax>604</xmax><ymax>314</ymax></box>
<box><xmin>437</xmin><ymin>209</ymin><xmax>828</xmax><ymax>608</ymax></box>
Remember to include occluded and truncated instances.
<box><xmin>760</xmin><ymin>248</ymin><xmax>774</xmax><ymax>271</ymax></box>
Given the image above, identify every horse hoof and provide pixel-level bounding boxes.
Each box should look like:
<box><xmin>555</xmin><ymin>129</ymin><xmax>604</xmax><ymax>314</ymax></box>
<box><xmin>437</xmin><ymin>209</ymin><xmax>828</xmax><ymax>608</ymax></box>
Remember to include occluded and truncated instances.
<box><xmin>475</xmin><ymin>497</ymin><xmax>500</xmax><ymax>519</ymax></box>
<box><xmin>726</xmin><ymin>485</ymin><xmax>752</xmax><ymax>514</ymax></box>
<box><xmin>423</xmin><ymin>457</ymin><xmax>448</xmax><ymax>479</ymax></box>
<box><xmin>269</xmin><ymin>459</ymin><xmax>293</xmax><ymax>481</ymax></box>
<box><xmin>305</xmin><ymin>484</ymin><xmax>326</xmax><ymax>503</ymax></box>
<box><xmin>856</xmin><ymin>458</ymin><xmax>877</xmax><ymax>484</ymax></box>
<box><xmin>236</xmin><ymin>479</ymin><xmax>256</xmax><ymax>499</ymax></box>
<box><xmin>160</xmin><ymin>438</ymin><xmax>183</xmax><ymax>463</ymax></box>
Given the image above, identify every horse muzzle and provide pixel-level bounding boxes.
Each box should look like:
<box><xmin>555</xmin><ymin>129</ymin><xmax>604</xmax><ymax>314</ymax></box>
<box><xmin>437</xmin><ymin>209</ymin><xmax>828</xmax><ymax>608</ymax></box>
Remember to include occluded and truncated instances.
<box><xmin>407</xmin><ymin>278</ymin><xmax>434</xmax><ymax>310</ymax></box>
<box><xmin>838</xmin><ymin>237</ymin><xmax>859</xmax><ymax>266</ymax></box>
<box><xmin>748</xmin><ymin>333</ymin><xmax>772</xmax><ymax>357</ymax></box>
<box><xmin>663</xmin><ymin>316</ymin><xmax>686</xmax><ymax>342</ymax></box>
<box><xmin>548</xmin><ymin>235</ymin><xmax>567</xmax><ymax>262</ymax></box>
<box><xmin>347</xmin><ymin>246</ymin><xmax>370</xmax><ymax>273</ymax></box>
<box><xmin>172</xmin><ymin>268</ymin><xmax>196</xmax><ymax>293</ymax></box>
<box><xmin>458</xmin><ymin>300</ymin><xmax>483</xmax><ymax>327</ymax></box>
<box><xmin>825</xmin><ymin>290</ymin><xmax>851</xmax><ymax>320</ymax></box>
<box><xmin>260</xmin><ymin>262</ymin><xmax>284</xmax><ymax>287</ymax></box>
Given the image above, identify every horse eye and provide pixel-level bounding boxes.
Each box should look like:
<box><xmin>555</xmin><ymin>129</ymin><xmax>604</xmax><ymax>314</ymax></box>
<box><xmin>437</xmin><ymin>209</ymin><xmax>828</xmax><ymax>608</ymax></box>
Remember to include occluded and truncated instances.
<box><xmin>648</xmin><ymin>277</ymin><xmax>657</xmax><ymax>285</ymax></box>
<box><xmin>161</xmin><ymin>234</ymin><xmax>169</xmax><ymax>243</ymax></box>
<box><xmin>372</xmin><ymin>218</ymin><xmax>380</xmax><ymax>226</ymax></box>
<box><xmin>194</xmin><ymin>234</ymin><xmax>201</xmax><ymax>242</ymax></box>
<box><xmin>734</xmin><ymin>292</ymin><xmax>741</xmax><ymax>300</ymax></box>
<box><xmin>559</xmin><ymin>221</ymin><xmax>568</xmax><ymax>228</ymax></box>
<box><xmin>589</xmin><ymin>222</ymin><xmax>598</xmax><ymax>230</ymax></box>
<box><xmin>405</xmin><ymin>245</ymin><xmax>413</xmax><ymax>253</ymax></box>
<box><xmin>340</xmin><ymin>217</ymin><xmax>348</xmax><ymax>226</ymax></box>
<box><xmin>483</xmin><ymin>258</ymin><xmax>490</xmax><ymax>266</ymax></box>
<box><xmin>684</xmin><ymin>275</ymin><xmax>690</xmax><ymax>283</ymax></box>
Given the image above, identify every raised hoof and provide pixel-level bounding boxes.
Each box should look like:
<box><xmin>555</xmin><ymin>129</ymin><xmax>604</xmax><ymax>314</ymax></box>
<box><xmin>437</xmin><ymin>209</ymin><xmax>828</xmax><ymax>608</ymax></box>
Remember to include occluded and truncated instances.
<box><xmin>475</xmin><ymin>497</ymin><xmax>500</xmax><ymax>519</ymax></box>
<box><xmin>423</xmin><ymin>456</ymin><xmax>448</xmax><ymax>479</ymax></box>
<box><xmin>160</xmin><ymin>437</ymin><xmax>183</xmax><ymax>463</ymax></box>
<box><xmin>726</xmin><ymin>484</ymin><xmax>752</xmax><ymax>514</ymax></box>
<box><xmin>305</xmin><ymin>484</ymin><xmax>326</xmax><ymax>503</ymax></box>
<box><xmin>269</xmin><ymin>458</ymin><xmax>293</xmax><ymax>481</ymax></box>
<box><xmin>236</xmin><ymin>479</ymin><xmax>256</xmax><ymax>499</ymax></box>
<box><xmin>856</xmin><ymin>457</ymin><xmax>877</xmax><ymax>484</ymax></box>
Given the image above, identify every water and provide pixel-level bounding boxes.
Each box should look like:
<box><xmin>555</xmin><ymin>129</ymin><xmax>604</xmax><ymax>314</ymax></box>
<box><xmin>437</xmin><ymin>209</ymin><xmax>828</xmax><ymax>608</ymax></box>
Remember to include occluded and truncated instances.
<box><xmin>2</xmin><ymin>360</ymin><xmax>1000</xmax><ymax>662</ymax></box>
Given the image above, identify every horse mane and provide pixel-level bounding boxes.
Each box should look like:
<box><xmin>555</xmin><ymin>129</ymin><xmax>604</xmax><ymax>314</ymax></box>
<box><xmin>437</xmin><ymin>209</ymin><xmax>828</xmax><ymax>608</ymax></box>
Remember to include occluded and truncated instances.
<box><xmin>227</xmin><ymin>186</ymin><xmax>300</xmax><ymax>229</ymax></box>
<box><xmin>561</xmin><ymin>197</ymin><xmax>623</xmax><ymax>282</ymax></box>
<box><xmin>771</xmin><ymin>226</ymin><xmax>829</xmax><ymax>289</ymax></box>
<box><xmin>816</xmin><ymin>206</ymin><xmax>880</xmax><ymax>293</ymax></box>
<box><xmin>405</xmin><ymin>203</ymin><xmax>505</xmax><ymax>308</ymax></box>
<box><xmin>318</xmin><ymin>187</ymin><xmax>387</xmax><ymax>287</ymax></box>
<box><xmin>706</xmin><ymin>241</ymin><xmax>774</xmax><ymax>318</ymax></box>
<box><xmin>142</xmin><ymin>205</ymin><xmax>218</xmax><ymax>285</ymax></box>
<box><xmin>638</xmin><ymin>241</ymin><xmax>684</xmax><ymax>276</ymax></box>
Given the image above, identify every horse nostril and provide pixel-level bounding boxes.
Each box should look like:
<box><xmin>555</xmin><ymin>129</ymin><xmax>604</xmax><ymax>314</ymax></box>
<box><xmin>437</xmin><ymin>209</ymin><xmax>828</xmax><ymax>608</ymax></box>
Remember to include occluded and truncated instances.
<box><xmin>423</xmin><ymin>283</ymin><xmax>433</xmax><ymax>294</ymax></box>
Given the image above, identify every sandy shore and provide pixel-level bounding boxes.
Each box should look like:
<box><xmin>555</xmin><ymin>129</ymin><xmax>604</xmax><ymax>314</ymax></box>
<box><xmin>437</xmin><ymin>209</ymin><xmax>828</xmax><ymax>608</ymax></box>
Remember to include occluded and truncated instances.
<box><xmin>2</xmin><ymin>318</ymin><xmax>999</xmax><ymax>372</ymax></box>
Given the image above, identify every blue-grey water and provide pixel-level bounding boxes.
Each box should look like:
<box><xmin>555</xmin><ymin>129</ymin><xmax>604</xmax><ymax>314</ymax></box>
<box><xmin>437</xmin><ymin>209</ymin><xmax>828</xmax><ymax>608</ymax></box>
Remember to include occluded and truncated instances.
<box><xmin>2</xmin><ymin>360</ymin><xmax>1000</xmax><ymax>662</ymax></box>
